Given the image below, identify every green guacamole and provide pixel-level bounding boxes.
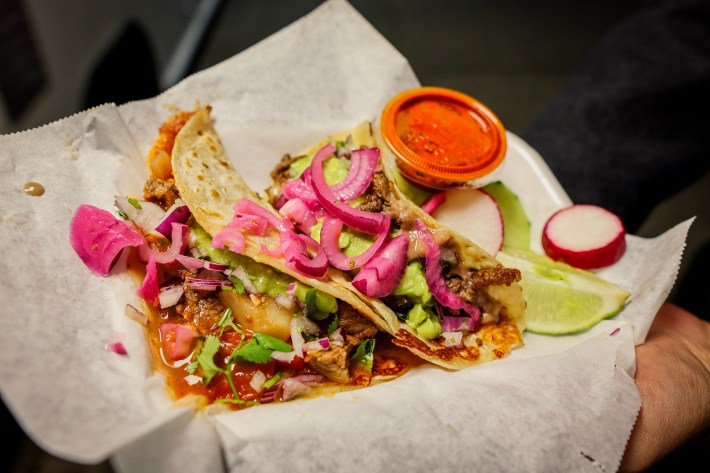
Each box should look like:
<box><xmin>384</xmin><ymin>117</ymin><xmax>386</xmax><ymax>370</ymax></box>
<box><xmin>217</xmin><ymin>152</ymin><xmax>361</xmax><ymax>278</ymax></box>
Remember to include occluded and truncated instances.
<box><xmin>392</xmin><ymin>261</ymin><xmax>441</xmax><ymax>340</ymax></box>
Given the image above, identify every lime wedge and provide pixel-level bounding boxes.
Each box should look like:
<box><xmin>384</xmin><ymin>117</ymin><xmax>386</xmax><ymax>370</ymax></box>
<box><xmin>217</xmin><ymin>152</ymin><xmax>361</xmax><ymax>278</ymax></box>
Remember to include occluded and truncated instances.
<box><xmin>496</xmin><ymin>248</ymin><xmax>630</xmax><ymax>335</ymax></box>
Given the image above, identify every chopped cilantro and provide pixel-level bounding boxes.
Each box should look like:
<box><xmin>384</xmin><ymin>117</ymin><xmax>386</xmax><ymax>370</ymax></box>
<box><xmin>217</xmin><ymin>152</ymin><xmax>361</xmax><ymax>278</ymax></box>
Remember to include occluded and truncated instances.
<box><xmin>327</xmin><ymin>314</ymin><xmax>340</xmax><ymax>336</ymax></box>
<box><xmin>117</xmin><ymin>210</ymin><xmax>130</xmax><ymax>220</ymax></box>
<box><xmin>263</xmin><ymin>371</ymin><xmax>284</xmax><ymax>389</ymax></box>
<box><xmin>187</xmin><ymin>360</ymin><xmax>199</xmax><ymax>374</ymax></box>
<box><xmin>214</xmin><ymin>308</ymin><xmax>242</xmax><ymax>336</ymax></box>
<box><xmin>227</xmin><ymin>276</ymin><xmax>245</xmax><ymax>294</ymax></box>
<box><xmin>127</xmin><ymin>197</ymin><xmax>142</xmax><ymax>210</ymax></box>
<box><xmin>352</xmin><ymin>339</ymin><xmax>375</xmax><ymax>370</ymax></box>
<box><xmin>235</xmin><ymin>333</ymin><xmax>292</xmax><ymax>364</ymax></box>
<box><xmin>196</xmin><ymin>336</ymin><xmax>223</xmax><ymax>384</ymax></box>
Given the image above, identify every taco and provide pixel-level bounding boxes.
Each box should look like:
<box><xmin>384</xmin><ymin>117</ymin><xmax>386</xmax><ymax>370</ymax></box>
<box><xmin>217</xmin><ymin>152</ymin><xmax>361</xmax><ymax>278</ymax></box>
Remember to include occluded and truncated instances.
<box><xmin>263</xmin><ymin>121</ymin><xmax>527</xmax><ymax>369</ymax></box>
<box><xmin>69</xmin><ymin>107</ymin><xmax>417</xmax><ymax>410</ymax></box>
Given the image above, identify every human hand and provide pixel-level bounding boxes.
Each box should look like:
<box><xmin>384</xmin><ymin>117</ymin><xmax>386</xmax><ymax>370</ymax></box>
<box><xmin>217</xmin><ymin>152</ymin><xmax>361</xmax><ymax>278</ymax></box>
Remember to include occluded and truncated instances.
<box><xmin>619</xmin><ymin>302</ymin><xmax>710</xmax><ymax>472</ymax></box>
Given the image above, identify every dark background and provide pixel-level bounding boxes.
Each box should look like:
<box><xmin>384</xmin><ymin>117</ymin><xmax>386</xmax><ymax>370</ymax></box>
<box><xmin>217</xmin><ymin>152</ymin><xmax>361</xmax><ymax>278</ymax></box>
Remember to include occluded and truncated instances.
<box><xmin>2</xmin><ymin>1</ymin><xmax>707</xmax><ymax>471</ymax></box>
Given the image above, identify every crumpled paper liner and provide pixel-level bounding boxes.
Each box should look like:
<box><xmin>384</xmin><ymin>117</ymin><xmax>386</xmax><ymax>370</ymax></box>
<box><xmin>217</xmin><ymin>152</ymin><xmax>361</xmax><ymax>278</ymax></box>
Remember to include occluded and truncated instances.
<box><xmin>0</xmin><ymin>1</ymin><xmax>691</xmax><ymax>471</ymax></box>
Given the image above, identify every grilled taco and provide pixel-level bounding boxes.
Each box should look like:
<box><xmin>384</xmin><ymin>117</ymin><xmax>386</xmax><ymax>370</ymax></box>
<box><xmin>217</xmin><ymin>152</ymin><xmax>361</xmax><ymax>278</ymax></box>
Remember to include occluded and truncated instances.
<box><xmin>69</xmin><ymin>107</ymin><xmax>416</xmax><ymax>410</ymax></box>
<box><xmin>264</xmin><ymin>121</ymin><xmax>527</xmax><ymax>369</ymax></box>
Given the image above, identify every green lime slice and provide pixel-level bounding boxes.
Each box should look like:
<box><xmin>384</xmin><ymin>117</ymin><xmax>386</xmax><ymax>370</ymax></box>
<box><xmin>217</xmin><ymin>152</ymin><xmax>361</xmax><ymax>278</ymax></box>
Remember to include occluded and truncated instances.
<box><xmin>496</xmin><ymin>248</ymin><xmax>630</xmax><ymax>335</ymax></box>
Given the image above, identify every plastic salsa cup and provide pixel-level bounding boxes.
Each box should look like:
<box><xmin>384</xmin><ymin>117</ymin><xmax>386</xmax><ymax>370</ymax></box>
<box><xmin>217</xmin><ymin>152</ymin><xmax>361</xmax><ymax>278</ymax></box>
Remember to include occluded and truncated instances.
<box><xmin>379</xmin><ymin>86</ymin><xmax>507</xmax><ymax>190</ymax></box>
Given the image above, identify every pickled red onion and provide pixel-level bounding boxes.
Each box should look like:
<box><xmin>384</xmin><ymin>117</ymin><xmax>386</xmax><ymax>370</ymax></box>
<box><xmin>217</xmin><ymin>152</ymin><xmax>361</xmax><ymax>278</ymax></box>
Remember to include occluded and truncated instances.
<box><xmin>319</xmin><ymin>217</ymin><xmax>390</xmax><ymax>271</ymax></box>
<box><xmin>282</xmin><ymin>173</ymin><xmax>320</xmax><ymax>210</ymax></box>
<box><xmin>414</xmin><ymin>219</ymin><xmax>481</xmax><ymax>325</ymax></box>
<box><xmin>212</xmin><ymin>226</ymin><xmax>246</xmax><ymax>253</ymax></box>
<box><xmin>310</xmin><ymin>144</ymin><xmax>389</xmax><ymax>235</ymax></box>
<box><xmin>233</xmin><ymin>198</ymin><xmax>292</xmax><ymax>232</ymax></box>
<box><xmin>329</xmin><ymin>147</ymin><xmax>380</xmax><ymax>201</ymax></box>
<box><xmin>420</xmin><ymin>191</ymin><xmax>447</xmax><ymax>215</ymax></box>
<box><xmin>351</xmin><ymin>233</ymin><xmax>409</xmax><ymax>298</ymax></box>
<box><xmin>137</xmin><ymin>254</ymin><xmax>160</xmax><ymax>306</ymax></box>
<box><xmin>69</xmin><ymin>204</ymin><xmax>146</xmax><ymax>276</ymax></box>
<box><xmin>281</xmin><ymin>232</ymin><xmax>328</xmax><ymax>278</ymax></box>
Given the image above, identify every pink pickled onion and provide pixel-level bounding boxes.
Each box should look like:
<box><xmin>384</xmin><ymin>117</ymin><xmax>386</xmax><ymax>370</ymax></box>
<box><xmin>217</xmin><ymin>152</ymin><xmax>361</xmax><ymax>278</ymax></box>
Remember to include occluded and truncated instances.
<box><xmin>319</xmin><ymin>217</ymin><xmax>389</xmax><ymax>271</ymax></box>
<box><xmin>70</xmin><ymin>204</ymin><xmax>145</xmax><ymax>276</ymax></box>
<box><xmin>420</xmin><ymin>191</ymin><xmax>447</xmax><ymax>215</ymax></box>
<box><xmin>351</xmin><ymin>233</ymin><xmax>409</xmax><ymax>298</ymax></box>
<box><xmin>310</xmin><ymin>144</ymin><xmax>389</xmax><ymax>235</ymax></box>
<box><xmin>279</xmin><ymin>198</ymin><xmax>319</xmax><ymax>232</ymax></box>
<box><xmin>282</xmin><ymin>173</ymin><xmax>321</xmax><ymax>210</ymax></box>
<box><xmin>105</xmin><ymin>341</ymin><xmax>128</xmax><ymax>355</ymax></box>
<box><xmin>329</xmin><ymin>147</ymin><xmax>380</xmax><ymax>201</ymax></box>
<box><xmin>281</xmin><ymin>232</ymin><xmax>328</xmax><ymax>278</ymax></box>
<box><xmin>137</xmin><ymin>254</ymin><xmax>160</xmax><ymax>306</ymax></box>
<box><xmin>233</xmin><ymin>198</ymin><xmax>292</xmax><ymax>232</ymax></box>
<box><xmin>212</xmin><ymin>226</ymin><xmax>246</xmax><ymax>253</ymax></box>
<box><xmin>415</xmin><ymin>219</ymin><xmax>481</xmax><ymax>325</ymax></box>
<box><xmin>153</xmin><ymin>223</ymin><xmax>189</xmax><ymax>264</ymax></box>
<box><xmin>227</xmin><ymin>214</ymin><xmax>269</xmax><ymax>235</ymax></box>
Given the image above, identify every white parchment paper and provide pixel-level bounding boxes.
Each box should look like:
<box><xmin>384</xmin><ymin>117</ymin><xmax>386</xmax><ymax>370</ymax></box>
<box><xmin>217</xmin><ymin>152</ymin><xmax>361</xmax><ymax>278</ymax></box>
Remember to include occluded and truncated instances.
<box><xmin>0</xmin><ymin>1</ymin><xmax>690</xmax><ymax>472</ymax></box>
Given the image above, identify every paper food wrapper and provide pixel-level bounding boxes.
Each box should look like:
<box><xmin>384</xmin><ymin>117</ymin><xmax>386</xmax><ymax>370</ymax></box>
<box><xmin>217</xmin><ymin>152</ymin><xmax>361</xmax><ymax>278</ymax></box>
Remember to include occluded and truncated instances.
<box><xmin>0</xmin><ymin>1</ymin><xmax>691</xmax><ymax>471</ymax></box>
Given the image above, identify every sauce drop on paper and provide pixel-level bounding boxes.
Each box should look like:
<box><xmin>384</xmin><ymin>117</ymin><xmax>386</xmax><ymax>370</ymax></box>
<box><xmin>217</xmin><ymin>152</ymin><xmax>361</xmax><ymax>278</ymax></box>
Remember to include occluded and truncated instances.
<box><xmin>23</xmin><ymin>182</ymin><xmax>45</xmax><ymax>196</ymax></box>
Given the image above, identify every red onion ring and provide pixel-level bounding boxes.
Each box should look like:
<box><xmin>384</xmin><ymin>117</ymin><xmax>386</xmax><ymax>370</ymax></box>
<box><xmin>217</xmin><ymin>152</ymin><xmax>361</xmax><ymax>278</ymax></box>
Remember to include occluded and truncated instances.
<box><xmin>351</xmin><ymin>233</ymin><xmax>409</xmax><ymax>298</ymax></box>
<box><xmin>310</xmin><ymin>144</ymin><xmax>389</xmax><ymax>235</ymax></box>
<box><xmin>280</xmin><ymin>232</ymin><xmax>328</xmax><ymax>278</ymax></box>
<box><xmin>329</xmin><ymin>147</ymin><xmax>380</xmax><ymax>201</ymax></box>
<box><xmin>414</xmin><ymin>219</ymin><xmax>481</xmax><ymax>326</ymax></box>
<box><xmin>319</xmin><ymin>217</ymin><xmax>390</xmax><ymax>271</ymax></box>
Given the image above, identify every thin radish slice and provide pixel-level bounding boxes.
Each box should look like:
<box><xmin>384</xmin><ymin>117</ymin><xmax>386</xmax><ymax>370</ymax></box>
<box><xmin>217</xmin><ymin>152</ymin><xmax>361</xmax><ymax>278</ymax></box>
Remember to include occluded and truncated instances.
<box><xmin>431</xmin><ymin>188</ymin><xmax>504</xmax><ymax>256</ymax></box>
<box><xmin>542</xmin><ymin>204</ymin><xmax>626</xmax><ymax>270</ymax></box>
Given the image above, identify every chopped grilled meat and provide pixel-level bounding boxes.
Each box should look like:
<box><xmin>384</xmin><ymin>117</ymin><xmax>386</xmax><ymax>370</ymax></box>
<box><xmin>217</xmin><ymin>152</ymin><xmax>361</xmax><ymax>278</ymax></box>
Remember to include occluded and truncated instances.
<box><xmin>175</xmin><ymin>289</ymin><xmax>226</xmax><ymax>337</ymax></box>
<box><xmin>266</xmin><ymin>153</ymin><xmax>303</xmax><ymax>206</ymax></box>
<box><xmin>271</xmin><ymin>153</ymin><xmax>302</xmax><ymax>188</ymax></box>
<box><xmin>144</xmin><ymin>177</ymin><xmax>180</xmax><ymax>209</ymax></box>
<box><xmin>305</xmin><ymin>345</ymin><xmax>351</xmax><ymax>384</ymax></box>
<box><xmin>356</xmin><ymin>171</ymin><xmax>391</xmax><ymax>213</ymax></box>
<box><xmin>444</xmin><ymin>266</ymin><xmax>519</xmax><ymax>320</ymax></box>
<box><xmin>338</xmin><ymin>303</ymin><xmax>378</xmax><ymax>346</ymax></box>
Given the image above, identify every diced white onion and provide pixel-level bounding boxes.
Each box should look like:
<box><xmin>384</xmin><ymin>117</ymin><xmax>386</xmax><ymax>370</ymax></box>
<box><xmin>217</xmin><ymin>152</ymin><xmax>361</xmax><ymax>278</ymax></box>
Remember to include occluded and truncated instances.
<box><xmin>249</xmin><ymin>370</ymin><xmax>267</xmax><ymax>392</ymax></box>
<box><xmin>159</xmin><ymin>284</ymin><xmax>185</xmax><ymax>308</ymax></box>
<box><xmin>442</xmin><ymin>331</ymin><xmax>463</xmax><ymax>348</ymax></box>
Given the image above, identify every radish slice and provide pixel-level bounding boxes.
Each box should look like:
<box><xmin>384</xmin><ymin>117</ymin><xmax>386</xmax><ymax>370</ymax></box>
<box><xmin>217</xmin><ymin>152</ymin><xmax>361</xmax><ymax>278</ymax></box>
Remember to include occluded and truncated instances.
<box><xmin>542</xmin><ymin>204</ymin><xmax>626</xmax><ymax>270</ymax></box>
<box><xmin>431</xmin><ymin>188</ymin><xmax>504</xmax><ymax>256</ymax></box>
